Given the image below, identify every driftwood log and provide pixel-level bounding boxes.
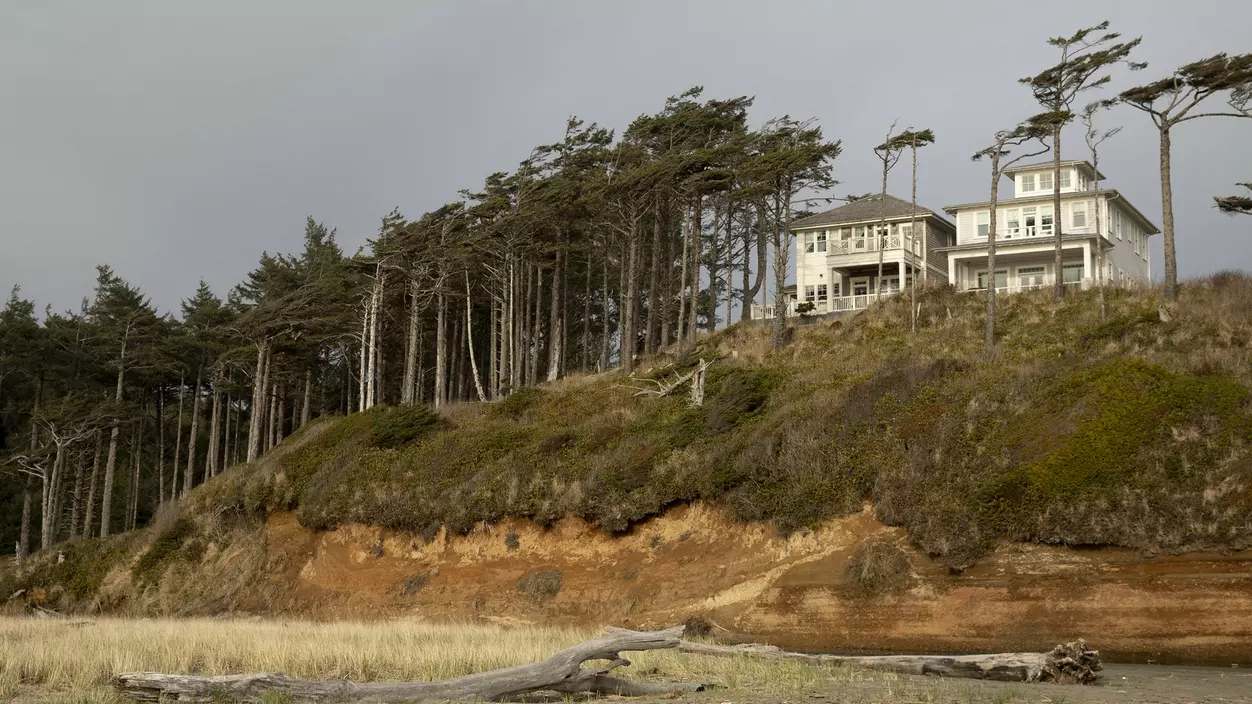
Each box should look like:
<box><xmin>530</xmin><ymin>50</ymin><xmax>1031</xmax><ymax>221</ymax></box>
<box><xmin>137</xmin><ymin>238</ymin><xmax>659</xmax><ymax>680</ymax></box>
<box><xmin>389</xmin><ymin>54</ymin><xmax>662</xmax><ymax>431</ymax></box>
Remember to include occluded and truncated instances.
<box><xmin>112</xmin><ymin>626</ymin><xmax>705</xmax><ymax>703</ymax></box>
<box><xmin>677</xmin><ymin>638</ymin><xmax>1102</xmax><ymax>684</ymax></box>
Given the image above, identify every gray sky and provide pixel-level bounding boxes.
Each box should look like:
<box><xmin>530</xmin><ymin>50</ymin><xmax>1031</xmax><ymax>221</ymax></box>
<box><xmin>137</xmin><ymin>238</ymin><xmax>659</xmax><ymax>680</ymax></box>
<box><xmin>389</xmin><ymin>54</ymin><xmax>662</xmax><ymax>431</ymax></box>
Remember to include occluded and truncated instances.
<box><xmin>2</xmin><ymin>0</ymin><xmax>1249</xmax><ymax>317</ymax></box>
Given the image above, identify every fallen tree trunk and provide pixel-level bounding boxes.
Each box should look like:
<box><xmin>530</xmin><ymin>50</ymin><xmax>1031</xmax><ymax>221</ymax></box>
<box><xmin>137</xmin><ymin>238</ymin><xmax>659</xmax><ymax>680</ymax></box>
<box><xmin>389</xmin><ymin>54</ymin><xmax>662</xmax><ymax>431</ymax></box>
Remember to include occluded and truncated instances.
<box><xmin>113</xmin><ymin>626</ymin><xmax>705</xmax><ymax>703</ymax></box>
<box><xmin>677</xmin><ymin>639</ymin><xmax>1101</xmax><ymax>684</ymax></box>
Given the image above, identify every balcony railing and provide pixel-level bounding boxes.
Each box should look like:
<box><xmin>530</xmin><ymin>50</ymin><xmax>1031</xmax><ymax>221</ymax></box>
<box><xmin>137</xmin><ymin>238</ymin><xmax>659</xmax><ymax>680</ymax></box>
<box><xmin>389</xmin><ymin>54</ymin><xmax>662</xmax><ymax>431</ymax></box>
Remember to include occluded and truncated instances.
<box><xmin>955</xmin><ymin>276</ymin><xmax>1091</xmax><ymax>294</ymax></box>
<box><xmin>750</xmin><ymin>290</ymin><xmax>903</xmax><ymax>319</ymax></box>
<box><xmin>825</xmin><ymin>235</ymin><xmax>922</xmax><ymax>257</ymax></box>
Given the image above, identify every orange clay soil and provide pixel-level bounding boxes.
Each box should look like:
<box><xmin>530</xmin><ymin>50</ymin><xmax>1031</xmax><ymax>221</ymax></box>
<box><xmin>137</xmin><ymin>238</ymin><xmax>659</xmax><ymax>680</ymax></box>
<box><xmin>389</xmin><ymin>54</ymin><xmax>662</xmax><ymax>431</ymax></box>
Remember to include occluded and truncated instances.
<box><xmin>252</xmin><ymin>504</ymin><xmax>1252</xmax><ymax>666</ymax></box>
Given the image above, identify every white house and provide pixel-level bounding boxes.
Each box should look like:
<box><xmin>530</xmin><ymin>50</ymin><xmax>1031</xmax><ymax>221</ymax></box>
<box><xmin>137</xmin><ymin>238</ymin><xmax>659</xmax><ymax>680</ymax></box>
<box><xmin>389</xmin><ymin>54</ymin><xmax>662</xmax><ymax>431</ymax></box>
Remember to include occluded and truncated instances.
<box><xmin>938</xmin><ymin>160</ymin><xmax>1159</xmax><ymax>293</ymax></box>
<box><xmin>758</xmin><ymin>194</ymin><xmax>955</xmax><ymax>317</ymax></box>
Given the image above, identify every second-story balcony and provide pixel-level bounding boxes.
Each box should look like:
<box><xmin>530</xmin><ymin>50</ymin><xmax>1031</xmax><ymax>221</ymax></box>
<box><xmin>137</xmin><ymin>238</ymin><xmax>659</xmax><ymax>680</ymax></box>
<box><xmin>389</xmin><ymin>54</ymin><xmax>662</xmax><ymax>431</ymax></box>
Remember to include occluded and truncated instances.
<box><xmin>824</xmin><ymin>234</ymin><xmax>922</xmax><ymax>257</ymax></box>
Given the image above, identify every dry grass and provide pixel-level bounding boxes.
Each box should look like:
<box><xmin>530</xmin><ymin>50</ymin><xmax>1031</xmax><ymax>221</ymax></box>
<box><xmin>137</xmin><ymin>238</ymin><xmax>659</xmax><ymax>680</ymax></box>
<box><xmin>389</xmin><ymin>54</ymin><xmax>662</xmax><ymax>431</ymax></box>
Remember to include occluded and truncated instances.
<box><xmin>0</xmin><ymin>617</ymin><xmax>866</xmax><ymax>703</ymax></box>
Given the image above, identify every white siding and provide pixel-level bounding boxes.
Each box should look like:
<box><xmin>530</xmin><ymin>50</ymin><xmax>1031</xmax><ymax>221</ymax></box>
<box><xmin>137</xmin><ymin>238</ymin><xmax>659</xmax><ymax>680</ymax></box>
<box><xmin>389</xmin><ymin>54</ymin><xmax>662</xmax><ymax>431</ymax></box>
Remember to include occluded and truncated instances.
<box><xmin>956</xmin><ymin>210</ymin><xmax>976</xmax><ymax>244</ymax></box>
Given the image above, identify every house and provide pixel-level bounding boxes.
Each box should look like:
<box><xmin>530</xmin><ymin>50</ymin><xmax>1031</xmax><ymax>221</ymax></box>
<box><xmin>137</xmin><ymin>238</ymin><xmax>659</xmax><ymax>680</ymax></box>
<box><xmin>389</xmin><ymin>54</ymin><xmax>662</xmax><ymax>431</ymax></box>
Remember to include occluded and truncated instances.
<box><xmin>938</xmin><ymin>160</ymin><xmax>1159</xmax><ymax>293</ymax></box>
<box><xmin>757</xmin><ymin>194</ymin><xmax>956</xmax><ymax>318</ymax></box>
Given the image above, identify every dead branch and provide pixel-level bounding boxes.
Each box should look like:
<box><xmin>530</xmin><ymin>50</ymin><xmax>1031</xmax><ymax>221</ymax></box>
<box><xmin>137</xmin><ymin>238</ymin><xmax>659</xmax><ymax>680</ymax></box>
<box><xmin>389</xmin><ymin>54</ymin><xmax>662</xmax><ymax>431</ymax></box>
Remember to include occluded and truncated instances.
<box><xmin>114</xmin><ymin>626</ymin><xmax>706</xmax><ymax>703</ymax></box>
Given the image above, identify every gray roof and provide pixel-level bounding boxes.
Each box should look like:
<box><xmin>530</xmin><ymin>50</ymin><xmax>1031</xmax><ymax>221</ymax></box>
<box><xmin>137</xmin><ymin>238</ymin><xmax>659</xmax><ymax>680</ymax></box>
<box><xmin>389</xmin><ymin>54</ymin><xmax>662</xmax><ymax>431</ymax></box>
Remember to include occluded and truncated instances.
<box><xmin>792</xmin><ymin>194</ymin><xmax>952</xmax><ymax>230</ymax></box>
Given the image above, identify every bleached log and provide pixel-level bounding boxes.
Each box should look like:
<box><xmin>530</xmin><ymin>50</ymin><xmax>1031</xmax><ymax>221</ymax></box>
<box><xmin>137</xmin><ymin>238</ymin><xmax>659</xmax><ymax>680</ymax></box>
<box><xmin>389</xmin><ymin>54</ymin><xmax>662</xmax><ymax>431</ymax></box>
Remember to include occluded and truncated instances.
<box><xmin>677</xmin><ymin>638</ymin><xmax>1101</xmax><ymax>684</ymax></box>
<box><xmin>113</xmin><ymin>626</ymin><xmax>705</xmax><ymax>703</ymax></box>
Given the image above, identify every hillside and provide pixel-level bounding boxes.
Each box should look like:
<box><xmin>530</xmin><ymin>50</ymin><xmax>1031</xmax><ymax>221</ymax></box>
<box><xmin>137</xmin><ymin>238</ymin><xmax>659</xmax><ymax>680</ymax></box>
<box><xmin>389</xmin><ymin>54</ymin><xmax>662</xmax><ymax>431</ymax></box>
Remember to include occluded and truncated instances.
<box><xmin>4</xmin><ymin>276</ymin><xmax>1252</xmax><ymax>660</ymax></box>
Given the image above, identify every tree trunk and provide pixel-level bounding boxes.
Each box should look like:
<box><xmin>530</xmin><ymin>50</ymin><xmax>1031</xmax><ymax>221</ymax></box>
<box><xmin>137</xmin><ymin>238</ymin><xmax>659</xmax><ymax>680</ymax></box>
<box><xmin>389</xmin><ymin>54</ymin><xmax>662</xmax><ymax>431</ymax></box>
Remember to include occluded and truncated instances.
<box><xmin>686</xmin><ymin>196</ymin><xmax>701</xmax><ymax>344</ymax></box>
<box><xmin>676</xmin><ymin>639</ymin><xmax>1101</xmax><ymax>684</ymax></box>
<box><xmin>986</xmin><ymin>150</ymin><xmax>1002</xmax><ymax>352</ymax></box>
<box><xmin>205</xmin><ymin>371</ymin><xmax>221</xmax><ymax>482</ymax></box>
<box><xmin>173</xmin><ymin>373</ymin><xmax>185</xmax><ymax>499</ymax></box>
<box><xmin>183</xmin><ymin>364</ymin><xmax>202</xmax><ymax>498</ymax></box>
<box><xmin>113</xmin><ymin>627</ymin><xmax>702</xmax><ymax>704</ymax></box>
<box><xmin>743</xmin><ymin>205</ymin><xmax>767</xmax><ymax>323</ymax></box>
<box><xmin>622</xmin><ymin>221</ymin><xmax>640</xmax><ymax>373</ymax></box>
<box><xmin>466</xmin><ymin>272</ymin><xmax>487</xmax><ymax>402</ymax></box>
<box><xmin>876</xmin><ymin>158</ymin><xmax>889</xmax><ymax>296</ymax></box>
<box><xmin>909</xmin><ymin>138</ymin><xmax>920</xmax><ymax>333</ymax></box>
<box><xmin>365</xmin><ymin>278</ymin><xmax>381</xmax><ymax>410</ymax></box>
<box><xmin>156</xmin><ymin>391</ymin><xmax>165</xmax><ymax>504</ymax></box>
<box><xmin>71</xmin><ymin>433</ymin><xmax>101</xmax><ymax>539</ymax></box>
<box><xmin>581</xmin><ymin>250</ymin><xmax>592</xmax><ymax>371</ymax></box>
<box><xmin>490</xmin><ymin>289</ymin><xmax>499</xmax><ymax>398</ymax></box>
<box><xmin>1052</xmin><ymin>124</ymin><xmax>1065</xmax><ymax>299</ymax></box>
<box><xmin>645</xmin><ymin>204</ymin><xmax>662</xmax><ymax>353</ymax></box>
<box><xmin>707</xmin><ymin>200</ymin><xmax>721</xmax><ymax>332</ymax></box>
<box><xmin>101</xmin><ymin>350</ymin><xmax>126</xmax><ymax>538</ymax></box>
<box><xmin>1093</xmin><ymin>152</ymin><xmax>1106</xmax><ymax>322</ymax></box>
<box><xmin>529</xmin><ymin>264</ymin><xmax>543</xmax><ymax>385</ymax></box>
<box><xmin>770</xmin><ymin>184</ymin><xmax>792</xmax><ymax>349</ymax></box>
<box><xmin>546</xmin><ymin>249</ymin><xmax>562</xmax><ymax>381</ymax></box>
<box><xmin>724</xmin><ymin>199</ymin><xmax>735</xmax><ymax>329</ymax></box>
<box><xmin>599</xmin><ymin>246</ymin><xmax>611</xmax><ymax>371</ymax></box>
<box><xmin>1159</xmin><ymin>124</ymin><xmax>1177</xmax><ymax>301</ymax></box>
<box><xmin>358</xmin><ymin>299</ymin><xmax>369</xmax><ymax>412</ymax></box>
<box><xmin>434</xmin><ymin>289</ymin><xmax>447</xmax><ymax>408</ymax></box>
<box><xmin>246</xmin><ymin>343</ymin><xmax>266</xmax><ymax>464</ymax></box>
<box><xmin>83</xmin><ymin>431</ymin><xmax>102</xmax><ymax>540</ymax></box>
<box><xmin>676</xmin><ymin>207</ymin><xmax>689</xmax><ymax>347</ymax></box>
<box><xmin>301</xmin><ymin>367</ymin><xmax>312</xmax><ymax>429</ymax></box>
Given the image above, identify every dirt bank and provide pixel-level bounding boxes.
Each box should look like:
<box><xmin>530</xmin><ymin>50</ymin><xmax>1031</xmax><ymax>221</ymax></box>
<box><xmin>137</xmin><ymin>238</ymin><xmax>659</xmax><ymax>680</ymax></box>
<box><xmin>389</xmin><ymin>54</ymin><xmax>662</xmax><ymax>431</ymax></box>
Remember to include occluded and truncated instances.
<box><xmin>248</xmin><ymin>504</ymin><xmax>1252</xmax><ymax>665</ymax></box>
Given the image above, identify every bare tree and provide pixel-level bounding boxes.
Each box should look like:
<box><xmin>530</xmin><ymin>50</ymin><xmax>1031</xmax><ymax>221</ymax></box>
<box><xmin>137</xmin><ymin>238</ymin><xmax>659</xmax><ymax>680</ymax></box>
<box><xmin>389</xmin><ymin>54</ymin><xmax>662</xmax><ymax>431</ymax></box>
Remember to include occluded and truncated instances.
<box><xmin>1120</xmin><ymin>53</ymin><xmax>1252</xmax><ymax>299</ymax></box>
<box><xmin>973</xmin><ymin>121</ymin><xmax>1051</xmax><ymax>352</ymax></box>
<box><xmin>873</xmin><ymin>122</ymin><xmax>903</xmax><ymax>297</ymax></box>
<box><xmin>1080</xmin><ymin>101</ymin><xmax>1122</xmax><ymax>322</ymax></box>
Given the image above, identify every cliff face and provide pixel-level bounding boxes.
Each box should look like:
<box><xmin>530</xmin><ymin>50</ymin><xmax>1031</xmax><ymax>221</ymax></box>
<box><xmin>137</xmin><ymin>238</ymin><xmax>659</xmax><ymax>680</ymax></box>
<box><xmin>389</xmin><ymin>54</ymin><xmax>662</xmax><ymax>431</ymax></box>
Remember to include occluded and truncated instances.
<box><xmin>250</xmin><ymin>505</ymin><xmax>1252</xmax><ymax>666</ymax></box>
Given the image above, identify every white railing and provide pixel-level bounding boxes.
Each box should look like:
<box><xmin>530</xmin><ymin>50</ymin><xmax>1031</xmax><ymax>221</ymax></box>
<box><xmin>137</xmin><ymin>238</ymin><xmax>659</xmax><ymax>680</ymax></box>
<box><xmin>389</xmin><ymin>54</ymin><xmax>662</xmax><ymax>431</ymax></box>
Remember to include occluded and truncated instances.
<box><xmin>955</xmin><ymin>277</ymin><xmax>1092</xmax><ymax>294</ymax></box>
<box><xmin>751</xmin><ymin>290</ymin><xmax>903</xmax><ymax>319</ymax></box>
<box><xmin>826</xmin><ymin>235</ymin><xmax>921</xmax><ymax>257</ymax></box>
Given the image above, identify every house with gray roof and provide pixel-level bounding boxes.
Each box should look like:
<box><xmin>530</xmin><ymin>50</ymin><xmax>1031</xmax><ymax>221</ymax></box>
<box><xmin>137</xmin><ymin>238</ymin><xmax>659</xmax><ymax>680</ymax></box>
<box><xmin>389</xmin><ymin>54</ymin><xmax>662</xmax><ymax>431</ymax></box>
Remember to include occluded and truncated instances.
<box><xmin>756</xmin><ymin>194</ymin><xmax>955</xmax><ymax>317</ymax></box>
<box><xmin>938</xmin><ymin>160</ymin><xmax>1158</xmax><ymax>294</ymax></box>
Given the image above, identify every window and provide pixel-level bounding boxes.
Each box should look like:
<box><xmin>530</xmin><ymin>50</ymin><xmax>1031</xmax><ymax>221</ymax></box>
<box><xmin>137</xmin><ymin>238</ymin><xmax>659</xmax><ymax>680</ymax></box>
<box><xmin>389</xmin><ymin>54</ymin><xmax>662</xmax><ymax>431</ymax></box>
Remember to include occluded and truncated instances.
<box><xmin>1005</xmin><ymin>208</ymin><xmax>1021</xmax><ymax>237</ymax></box>
<box><xmin>840</xmin><ymin>227</ymin><xmax>853</xmax><ymax>240</ymax></box>
<box><xmin>1060</xmin><ymin>170</ymin><xmax>1072</xmax><ymax>189</ymax></box>
<box><xmin>804</xmin><ymin>285</ymin><xmax>817</xmax><ymax>302</ymax></box>
<box><xmin>976</xmin><ymin>211</ymin><xmax>990</xmax><ymax>237</ymax></box>
<box><xmin>831</xmin><ymin>281</ymin><xmax>841</xmax><ymax>297</ymax></box>
<box><xmin>1072</xmin><ymin>202</ymin><xmax>1087</xmax><ymax>229</ymax></box>
<box><xmin>1039</xmin><ymin>171</ymin><xmax>1053</xmax><ymax>191</ymax></box>
<box><xmin>851</xmin><ymin>278</ymin><xmax>869</xmax><ymax>296</ymax></box>
<box><xmin>1022</xmin><ymin>207</ymin><xmax>1038</xmax><ymax>236</ymax></box>
<box><xmin>1113</xmin><ymin>210</ymin><xmax>1123</xmax><ymax>240</ymax></box>
<box><xmin>816</xmin><ymin>230</ymin><xmax>827</xmax><ymax>253</ymax></box>
<box><xmin>899</xmin><ymin>223</ymin><xmax>913</xmax><ymax>238</ymax></box>
<box><xmin>804</xmin><ymin>233</ymin><xmax>815</xmax><ymax>253</ymax></box>
<box><xmin>1062</xmin><ymin>263</ymin><xmax>1084</xmax><ymax>284</ymax></box>
<box><xmin>1020</xmin><ymin>174</ymin><xmax>1036</xmax><ymax>193</ymax></box>
<box><xmin>1040</xmin><ymin>207</ymin><xmax>1054</xmax><ymax>236</ymax></box>
<box><xmin>816</xmin><ymin>284</ymin><xmax>827</xmax><ymax>300</ymax></box>
<box><xmin>1018</xmin><ymin>266</ymin><xmax>1046</xmax><ymax>288</ymax></box>
<box><xmin>976</xmin><ymin>269</ymin><xmax>1008</xmax><ymax>290</ymax></box>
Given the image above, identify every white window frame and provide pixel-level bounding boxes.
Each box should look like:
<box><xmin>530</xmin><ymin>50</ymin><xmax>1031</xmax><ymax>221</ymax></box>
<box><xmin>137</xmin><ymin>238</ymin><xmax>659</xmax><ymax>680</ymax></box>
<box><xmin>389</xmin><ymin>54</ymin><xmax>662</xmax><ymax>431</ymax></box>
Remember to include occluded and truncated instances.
<box><xmin>1039</xmin><ymin>171</ymin><xmax>1053</xmax><ymax>191</ymax></box>
<box><xmin>1059</xmin><ymin>170</ymin><xmax>1072</xmax><ymax>189</ymax></box>
<box><xmin>1005</xmin><ymin>208</ymin><xmax>1021</xmax><ymax>238</ymax></box>
<box><xmin>898</xmin><ymin>222</ymin><xmax>913</xmax><ymax>238</ymax></box>
<box><xmin>976</xmin><ymin>211</ymin><xmax>990</xmax><ymax>237</ymax></box>
<box><xmin>804</xmin><ymin>232</ymin><xmax>816</xmax><ymax>254</ymax></box>
<box><xmin>1017</xmin><ymin>265</ymin><xmax>1046</xmax><ymax>288</ymax></box>
<box><xmin>851</xmin><ymin>277</ymin><xmax>870</xmax><ymax>296</ymax></box>
<box><xmin>816</xmin><ymin>283</ymin><xmax>827</xmax><ymax>300</ymax></box>
<box><xmin>1020</xmin><ymin>174</ymin><xmax>1036</xmax><ymax>193</ymax></box>
<box><xmin>1039</xmin><ymin>206</ymin><xmax>1054</xmax><ymax>236</ymax></box>
<box><xmin>815</xmin><ymin>230</ymin><xmax>827</xmax><ymax>253</ymax></box>
<box><xmin>1062</xmin><ymin>263</ymin><xmax>1084</xmax><ymax>284</ymax></box>
<box><xmin>976</xmin><ymin>269</ymin><xmax>1009</xmax><ymax>290</ymax></box>
<box><xmin>831</xmin><ymin>281</ymin><xmax>842</xmax><ymax>297</ymax></box>
<box><xmin>804</xmin><ymin>285</ymin><xmax>817</xmax><ymax>302</ymax></box>
<box><xmin>1071</xmin><ymin>202</ymin><xmax>1087</xmax><ymax>229</ymax></box>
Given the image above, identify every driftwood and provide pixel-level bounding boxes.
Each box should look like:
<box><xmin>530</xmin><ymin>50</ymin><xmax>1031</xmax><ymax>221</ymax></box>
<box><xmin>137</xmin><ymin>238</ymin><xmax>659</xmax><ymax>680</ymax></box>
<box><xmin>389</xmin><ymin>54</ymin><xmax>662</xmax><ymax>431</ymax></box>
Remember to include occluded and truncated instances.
<box><xmin>113</xmin><ymin>626</ymin><xmax>706</xmax><ymax>703</ymax></box>
<box><xmin>677</xmin><ymin>638</ymin><xmax>1102</xmax><ymax>684</ymax></box>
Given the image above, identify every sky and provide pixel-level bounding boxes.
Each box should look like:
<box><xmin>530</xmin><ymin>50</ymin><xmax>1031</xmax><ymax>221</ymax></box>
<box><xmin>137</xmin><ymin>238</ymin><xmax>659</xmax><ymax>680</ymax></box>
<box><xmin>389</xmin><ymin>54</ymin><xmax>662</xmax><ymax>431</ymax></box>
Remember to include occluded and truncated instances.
<box><xmin>2</xmin><ymin>0</ymin><xmax>1249</xmax><ymax>317</ymax></box>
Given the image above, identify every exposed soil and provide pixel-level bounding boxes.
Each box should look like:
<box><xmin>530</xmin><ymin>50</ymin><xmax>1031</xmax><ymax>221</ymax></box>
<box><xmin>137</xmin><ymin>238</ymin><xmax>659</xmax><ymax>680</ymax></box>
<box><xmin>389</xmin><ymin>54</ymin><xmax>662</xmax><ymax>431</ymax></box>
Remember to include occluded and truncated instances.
<box><xmin>248</xmin><ymin>503</ymin><xmax>1252</xmax><ymax>666</ymax></box>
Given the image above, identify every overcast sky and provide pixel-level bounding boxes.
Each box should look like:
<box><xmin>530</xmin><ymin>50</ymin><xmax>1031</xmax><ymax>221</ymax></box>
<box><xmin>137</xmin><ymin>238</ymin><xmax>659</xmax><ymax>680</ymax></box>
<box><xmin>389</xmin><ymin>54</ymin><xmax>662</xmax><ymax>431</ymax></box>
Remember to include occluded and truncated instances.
<box><xmin>2</xmin><ymin>0</ymin><xmax>1249</xmax><ymax>317</ymax></box>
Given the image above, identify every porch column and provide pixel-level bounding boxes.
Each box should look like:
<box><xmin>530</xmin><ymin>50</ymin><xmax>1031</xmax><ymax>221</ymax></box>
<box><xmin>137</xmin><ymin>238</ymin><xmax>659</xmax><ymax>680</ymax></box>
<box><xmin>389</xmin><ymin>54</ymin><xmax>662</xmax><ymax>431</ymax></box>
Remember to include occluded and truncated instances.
<box><xmin>898</xmin><ymin>260</ymin><xmax>906</xmax><ymax>293</ymax></box>
<box><xmin>948</xmin><ymin>254</ymin><xmax>957</xmax><ymax>289</ymax></box>
<box><xmin>1082</xmin><ymin>241</ymin><xmax>1093</xmax><ymax>288</ymax></box>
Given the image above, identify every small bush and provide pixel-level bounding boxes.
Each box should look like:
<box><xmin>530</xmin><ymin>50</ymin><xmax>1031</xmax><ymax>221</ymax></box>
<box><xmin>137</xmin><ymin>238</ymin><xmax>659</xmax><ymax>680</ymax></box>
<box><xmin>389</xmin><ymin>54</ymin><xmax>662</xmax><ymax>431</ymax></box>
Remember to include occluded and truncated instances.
<box><xmin>369</xmin><ymin>405</ymin><xmax>439</xmax><ymax>449</ymax></box>
<box><xmin>704</xmin><ymin>369</ymin><xmax>775</xmax><ymax>433</ymax></box>
<box><xmin>493</xmin><ymin>387</ymin><xmax>545</xmax><ymax>419</ymax></box>
<box><xmin>504</xmin><ymin>529</ymin><xmax>520</xmax><ymax>551</ymax></box>
<box><xmin>132</xmin><ymin>518</ymin><xmax>198</xmax><ymax>585</ymax></box>
<box><xmin>398</xmin><ymin>572</ymin><xmax>429</xmax><ymax>596</ymax></box>
<box><xmin>683</xmin><ymin>615</ymin><xmax>713</xmax><ymax>637</ymax></box>
<box><xmin>516</xmin><ymin>569</ymin><xmax>562</xmax><ymax>602</ymax></box>
<box><xmin>844</xmin><ymin>539</ymin><xmax>911</xmax><ymax>598</ymax></box>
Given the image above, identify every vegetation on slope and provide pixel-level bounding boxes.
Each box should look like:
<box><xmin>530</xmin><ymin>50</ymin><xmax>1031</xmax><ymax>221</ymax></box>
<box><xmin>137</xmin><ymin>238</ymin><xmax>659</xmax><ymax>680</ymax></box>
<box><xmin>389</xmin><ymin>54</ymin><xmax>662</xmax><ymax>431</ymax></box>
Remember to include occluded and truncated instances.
<box><xmin>5</xmin><ymin>275</ymin><xmax>1251</xmax><ymax>611</ymax></box>
<box><xmin>197</xmin><ymin>275</ymin><xmax>1252</xmax><ymax>569</ymax></box>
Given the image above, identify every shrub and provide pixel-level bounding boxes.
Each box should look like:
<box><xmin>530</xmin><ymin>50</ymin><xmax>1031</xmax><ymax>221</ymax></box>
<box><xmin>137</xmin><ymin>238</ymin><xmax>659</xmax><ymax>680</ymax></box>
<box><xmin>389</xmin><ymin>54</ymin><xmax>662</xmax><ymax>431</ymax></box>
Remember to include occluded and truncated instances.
<box><xmin>516</xmin><ymin>569</ymin><xmax>562</xmax><ymax>602</ymax></box>
<box><xmin>844</xmin><ymin>539</ymin><xmax>911</xmax><ymax>598</ymax></box>
<box><xmin>703</xmin><ymin>369</ymin><xmax>775</xmax><ymax>433</ymax></box>
<box><xmin>132</xmin><ymin>518</ymin><xmax>198</xmax><ymax>585</ymax></box>
<box><xmin>493</xmin><ymin>387</ymin><xmax>544</xmax><ymax>419</ymax></box>
<box><xmin>369</xmin><ymin>405</ymin><xmax>440</xmax><ymax>449</ymax></box>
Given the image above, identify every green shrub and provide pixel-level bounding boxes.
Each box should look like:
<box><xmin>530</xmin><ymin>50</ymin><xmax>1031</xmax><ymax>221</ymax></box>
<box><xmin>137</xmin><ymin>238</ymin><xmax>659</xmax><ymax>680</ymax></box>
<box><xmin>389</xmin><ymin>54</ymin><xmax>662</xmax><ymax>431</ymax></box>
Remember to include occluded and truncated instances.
<box><xmin>703</xmin><ymin>368</ymin><xmax>776</xmax><ymax>433</ymax></box>
<box><xmin>132</xmin><ymin>517</ymin><xmax>197</xmax><ymax>585</ymax></box>
<box><xmin>369</xmin><ymin>404</ymin><xmax>440</xmax><ymax>449</ymax></box>
<box><xmin>493</xmin><ymin>387</ymin><xmax>545</xmax><ymax>419</ymax></box>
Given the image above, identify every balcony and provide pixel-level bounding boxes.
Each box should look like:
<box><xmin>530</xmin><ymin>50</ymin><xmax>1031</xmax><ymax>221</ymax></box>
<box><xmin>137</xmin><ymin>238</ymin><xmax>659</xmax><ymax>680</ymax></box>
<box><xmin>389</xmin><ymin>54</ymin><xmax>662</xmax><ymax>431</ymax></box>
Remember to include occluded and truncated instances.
<box><xmin>954</xmin><ymin>275</ymin><xmax>1092</xmax><ymax>294</ymax></box>
<box><xmin>750</xmin><ymin>290</ymin><xmax>902</xmax><ymax>319</ymax></box>
<box><xmin>825</xmin><ymin>235</ymin><xmax>923</xmax><ymax>257</ymax></box>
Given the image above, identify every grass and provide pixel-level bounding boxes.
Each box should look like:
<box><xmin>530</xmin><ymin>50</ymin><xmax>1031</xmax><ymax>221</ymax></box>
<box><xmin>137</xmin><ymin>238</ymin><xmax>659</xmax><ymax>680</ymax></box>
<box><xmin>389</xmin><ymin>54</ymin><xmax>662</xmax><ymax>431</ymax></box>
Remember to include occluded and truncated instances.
<box><xmin>0</xmin><ymin>617</ymin><xmax>861</xmax><ymax>703</ymax></box>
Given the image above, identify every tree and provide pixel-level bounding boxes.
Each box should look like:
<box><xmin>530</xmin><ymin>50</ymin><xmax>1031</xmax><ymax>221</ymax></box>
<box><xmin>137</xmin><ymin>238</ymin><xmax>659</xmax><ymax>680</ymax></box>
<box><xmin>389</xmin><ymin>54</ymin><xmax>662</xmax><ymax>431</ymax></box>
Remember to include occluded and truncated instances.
<box><xmin>1215</xmin><ymin>183</ymin><xmax>1252</xmax><ymax>215</ymax></box>
<box><xmin>880</xmin><ymin>127</ymin><xmax>936</xmax><ymax>332</ymax></box>
<box><xmin>872</xmin><ymin>122</ymin><xmax>904</xmax><ymax>297</ymax></box>
<box><xmin>973</xmin><ymin>120</ymin><xmax>1051</xmax><ymax>352</ymax></box>
<box><xmin>1080</xmin><ymin>100</ymin><xmax>1122</xmax><ymax>321</ymax></box>
<box><xmin>1119</xmin><ymin>53</ymin><xmax>1252</xmax><ymax>299</ymax></box>
<box><xmin>1020</xmin><ymin>21</ymin><xmax>1143</xmax><ymax>299</ymax></box>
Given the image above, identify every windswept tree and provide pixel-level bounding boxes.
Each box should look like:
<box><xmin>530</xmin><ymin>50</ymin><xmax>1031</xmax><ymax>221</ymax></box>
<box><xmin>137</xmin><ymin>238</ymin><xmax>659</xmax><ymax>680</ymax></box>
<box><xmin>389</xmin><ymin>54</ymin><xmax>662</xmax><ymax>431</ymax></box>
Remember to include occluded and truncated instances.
<box><xmin>1119</xmin><ymin>53</ymin><xmax>1252</xmax><ymax>298</ymax></box>
<box><xmin>743</xmin><ymin>117</ymin><xmax>841</xmax><ymax>349</ymax></box>
<box><xmin>1215</xmin><ymin>183</ymin><xmax>1252</xmax><ymax>215</ymax></box>
<box><xmin>1080</xmin><ymin>100</ymin><xmax>1122</xmax><ymax>321</ymax></box>
<box><xmin>872</xmin><ymin>122</ymin><xmax>904</xmax><ymax>295</ymax></box>
<box><xmin>1020</xmin><ymin>20</ymin><xmax>1143</xmax><ymax>299</ymax></box>
<box><xmin>973</xmin><ymin>119</ymin><xmax>1051</xmax><ymax>351</ymax></box>
<box><xmin>880</xmin><ymin>127</ymin><xmax>936</xmax><ymax>332</ymax></box>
